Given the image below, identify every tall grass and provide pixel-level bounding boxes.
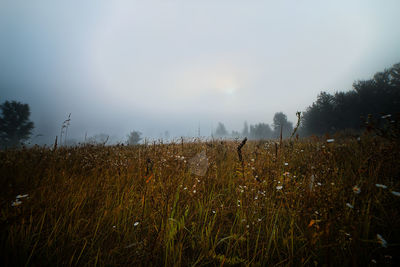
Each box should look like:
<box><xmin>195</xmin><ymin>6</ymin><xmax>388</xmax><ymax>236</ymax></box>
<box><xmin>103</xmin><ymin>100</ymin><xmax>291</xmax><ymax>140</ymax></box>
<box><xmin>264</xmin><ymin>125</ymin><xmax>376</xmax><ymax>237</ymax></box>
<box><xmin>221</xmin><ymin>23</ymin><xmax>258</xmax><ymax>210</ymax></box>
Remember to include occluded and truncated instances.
<box><xmin>1</xmin><ymin>135</ymin><xmax>399</xmax><ymax>266</ymax></box>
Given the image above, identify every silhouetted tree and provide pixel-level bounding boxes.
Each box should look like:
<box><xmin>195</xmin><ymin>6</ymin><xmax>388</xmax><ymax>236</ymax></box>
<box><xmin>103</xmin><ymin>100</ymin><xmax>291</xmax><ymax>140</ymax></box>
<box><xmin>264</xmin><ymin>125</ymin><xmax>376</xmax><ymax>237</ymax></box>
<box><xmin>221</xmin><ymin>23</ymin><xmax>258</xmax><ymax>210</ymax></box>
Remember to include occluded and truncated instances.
<box><xmin>127</xmin><ymin>131</ymin><xmax>142</xmax><ymax>145</ymax></box>
<box><xmin>249</xmin><ymin>123</ymin><xmax>273</xmax><ymax>140</ymax></box>
<box><xmin>0</xmin><ymin>101</ymin><xmax>34</xmax><ymax>148</ymax></box>
<box><xmin>215</xmin><ymin>122</ymin><xmax>228</xmax><ymax>137</ymax></box>
<box><xmin>272</xmin><ymin>112</ymin><xmax>293</xmax><ymax>138</ymax></box>
<box><xmin>301</xmin><ymin>62</ymin><xmax>400</xmax><ymax>136</ymax></box>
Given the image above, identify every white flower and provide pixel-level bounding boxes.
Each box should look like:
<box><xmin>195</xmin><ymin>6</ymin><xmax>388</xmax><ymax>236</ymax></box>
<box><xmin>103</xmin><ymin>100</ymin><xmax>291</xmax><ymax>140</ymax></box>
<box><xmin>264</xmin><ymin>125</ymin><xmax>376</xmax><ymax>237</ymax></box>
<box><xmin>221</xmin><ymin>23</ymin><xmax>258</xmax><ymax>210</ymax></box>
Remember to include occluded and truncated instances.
<box><xmin>375</xmin><ymin>184</ymin><xmax>387</xmax><ymax>189</ymax></box>
<box><xmin>276</xmin><ymin>185</ymin><xmax>283</xmax><ymax>190</ymax></box>
<box><xmin>193</xmin><ymin>190</ymin><xmax>196</xmax><ymax>193</ymax></box>
<box><xmin>16</xmin><ymin>194</ymin><xmax>29</xmax><ymax>199</ymax></box>
<box><xmin>391</xmin><ymin>191</ymin><xmax>400</xmax><ymax>197</ymax></box>
<box><xmin>346</xmin><ymin>203</ymin><xmax>354</xmax><ymax>209</ymax></box>
<box><xmin>11</xmin><ymin>200</ymin><xmax>22</xmax><ymax>207</ymax></box>
<box><xmin>376</xmin><ymin>234</ymin><xmax>388</xmax><ymax>248</ymax></box>
<box><xmin>326</xmin><ymin>139</ymin><xmax>334</xmax><ymax>143</ymax></box>
<box><xmin>134</xmin><ymin>222</ymin><xmax>140</xmax><ymax>227</ymax></box>
<box><xmin>284</xmin><ymin>162</ymin><xmax>288</xmax><ymax>166</ymax></box>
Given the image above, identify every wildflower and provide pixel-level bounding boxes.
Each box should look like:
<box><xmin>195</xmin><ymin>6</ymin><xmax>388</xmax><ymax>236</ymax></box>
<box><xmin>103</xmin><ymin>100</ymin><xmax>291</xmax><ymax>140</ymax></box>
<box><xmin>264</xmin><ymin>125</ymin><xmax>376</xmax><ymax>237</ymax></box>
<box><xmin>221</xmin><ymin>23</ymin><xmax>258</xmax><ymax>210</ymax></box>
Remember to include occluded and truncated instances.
<box><xmin>193</xmin><ymin>190</ymin><xmax>196</xmax><ymax>193</ymax></box>
<box><xmin>391</xmin><ymin>191</ymin><xmax>400</xmax><ymax>197</ymax></box>
<box><xmin>377</xmin><ymin>234</ymin><xmax>388</xmax><ymax>248</ymax></box>
<box><xmin>16</xmin><ymin>194</ymin><xmax>29</xmax><ymax>199</ymax></box>
<box><xmin>183</xmin><ymin>187</ymin><xmax>187</xmax><ymax>190</ymax></box>
<box><xmin>375</xmin><ymin>184</ymin><xmax>387</xmax><ymax>189</ymax></box>
<box><xmin>134</xmin><ymin>222</ymin><xmax>140</xmax><ymax>227</ymax></box>
<box><xmin>381</xmin><ymin>114</ymin><xmax>391</xmax><ymax>119</ymax></box>
<box><xmin>284</xmin><ymin>162</ymin><xmax>288</xmax><ymax>166</ymax></box>
<box><xmin>276</xmin><ymin>185</ymin><xmax>283</xmax><ymax>190</ymax></box>
<box><xmin>317</xmin><ymin>182</ymin><xmax>322</xmax><ymax>186</ymax></box>
<box><xmin>212</xmin><ymin>210</ymin><xmax>216</xmax><ymax>214</ymax></box>
<box><xmin>254</xmin><ymin>195</ymin><xmax>258</xmax><ymax>200</ymax></box>
<box><xmin>257</xmin><ymin>218</ymin><xmax>262</xmax><ymax>222</ymax></box>
<box><xmin>246</xmin><ymin>225</ymin><xmax>250</xmax><ymax>229</ymax></box>
<box><xmin>353</xmin><ymin>185</ymin><xmax>361</xmax><ymax>194</ymax></box>
<box><xmin>251</xmin><ymin>158</ymin><xmax>255</xmax><ymax>162</ymax></box>
<box><xmin>326</xmin><ymin>139</ymin><xmax>334</xmax><ymax>143</ymax></box>
<box><xmin>346</xmin><ymin>203</ymin><xmax>354</xmax><ymax>209</ymax></box>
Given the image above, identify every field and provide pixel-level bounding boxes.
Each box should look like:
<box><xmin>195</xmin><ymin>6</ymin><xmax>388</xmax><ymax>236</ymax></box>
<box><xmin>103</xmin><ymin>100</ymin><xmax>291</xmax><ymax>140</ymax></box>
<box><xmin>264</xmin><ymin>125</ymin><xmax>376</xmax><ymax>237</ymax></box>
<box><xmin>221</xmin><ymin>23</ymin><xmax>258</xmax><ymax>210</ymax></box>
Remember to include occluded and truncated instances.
<box><xmin>1</xmin><ymin>134</ymin><xmax>400</xmax><ymax>266</ymax></box>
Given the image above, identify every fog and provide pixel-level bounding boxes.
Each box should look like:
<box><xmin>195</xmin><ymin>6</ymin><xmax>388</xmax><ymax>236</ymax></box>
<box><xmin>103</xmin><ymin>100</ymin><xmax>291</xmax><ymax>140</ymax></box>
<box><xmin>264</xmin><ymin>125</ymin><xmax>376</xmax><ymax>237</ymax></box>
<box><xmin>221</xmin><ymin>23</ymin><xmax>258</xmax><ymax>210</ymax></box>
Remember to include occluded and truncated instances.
<box><xmin>1</xmin><ymin>0</ymin><xmax>400</xmax><ymax>144</ymax></box>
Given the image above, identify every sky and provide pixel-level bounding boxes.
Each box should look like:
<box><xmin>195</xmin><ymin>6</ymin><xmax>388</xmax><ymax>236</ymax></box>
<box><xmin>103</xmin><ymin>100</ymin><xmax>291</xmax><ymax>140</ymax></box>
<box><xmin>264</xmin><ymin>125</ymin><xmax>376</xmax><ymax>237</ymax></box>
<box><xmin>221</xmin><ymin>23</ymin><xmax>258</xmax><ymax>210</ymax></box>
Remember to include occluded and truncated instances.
<box><xmin>1</xmin><ymin>0</ymin><xmax>400</xmax><ymax>144</ymax></box>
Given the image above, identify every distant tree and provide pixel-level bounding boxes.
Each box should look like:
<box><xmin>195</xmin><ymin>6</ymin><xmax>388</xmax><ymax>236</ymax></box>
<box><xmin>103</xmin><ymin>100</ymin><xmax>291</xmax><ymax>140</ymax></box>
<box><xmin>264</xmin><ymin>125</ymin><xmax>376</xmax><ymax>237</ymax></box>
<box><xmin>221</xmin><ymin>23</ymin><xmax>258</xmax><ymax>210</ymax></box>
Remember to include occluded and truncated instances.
<box><xmin>164</xmin><ymin>130</ymin><xmax>170</xmax><ymax>140</ymax></box>
<box><xmin>86</xmin><ymin>133</ymin><xmax>109</xmax><ymax>145</ymax></box>
<box><xmin>231</xmin><ymin>130</ymin><xmax>241</xmax><ymax>138</ymax></box>
<box><xmin>0</xmin><ymin>100</ymin><xmax>34</xmax><ymax>148</ymax></box>
<box><xmin>215</xmin><ymin>122</ymin><xmax>228</xmax><ymax>137</ymax></box>
<box><xmin>127</xmin><ymin>130</ymin><xmax>142</xmax><ymax>145</ymax></box>
<box><xmin>249</xmin><ymin>123</ymin><xmax>273</xmax><ymax>140</ymax></box>
<box><xmin>242</xmin><ymin>121</ymin><xmax>249</xmax><ymax>137</ymax></box>
<box><xmin>272</xmin><ymin>112</ymin><xmax>293</xmax><ymax>138</ymax></box>
<box><xmin>301</xmin><ymin>92</ymin><xmax>336</xmax><ymax>135</ymax></box>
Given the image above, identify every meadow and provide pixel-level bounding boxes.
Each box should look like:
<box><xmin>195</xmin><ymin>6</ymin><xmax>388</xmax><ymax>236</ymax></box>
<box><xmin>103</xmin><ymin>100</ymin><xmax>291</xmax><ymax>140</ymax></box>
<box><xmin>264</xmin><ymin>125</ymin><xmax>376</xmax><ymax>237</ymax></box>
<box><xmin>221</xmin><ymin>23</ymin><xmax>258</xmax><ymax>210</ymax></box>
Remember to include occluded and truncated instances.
<box><xmin>1</xmin><ymin>134</ymin><xmax>399</xmax><ymax>266</ymax></box>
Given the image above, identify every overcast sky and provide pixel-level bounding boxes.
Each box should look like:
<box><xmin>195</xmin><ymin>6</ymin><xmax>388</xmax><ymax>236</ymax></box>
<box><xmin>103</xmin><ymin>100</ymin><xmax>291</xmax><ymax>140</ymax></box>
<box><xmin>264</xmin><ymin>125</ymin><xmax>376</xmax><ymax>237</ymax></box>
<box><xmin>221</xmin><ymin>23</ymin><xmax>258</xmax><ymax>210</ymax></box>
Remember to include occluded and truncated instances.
<box><xmin>1</xmin><ymin>0</ymin><xmax>400</xmax><ymax>144</ymax></box>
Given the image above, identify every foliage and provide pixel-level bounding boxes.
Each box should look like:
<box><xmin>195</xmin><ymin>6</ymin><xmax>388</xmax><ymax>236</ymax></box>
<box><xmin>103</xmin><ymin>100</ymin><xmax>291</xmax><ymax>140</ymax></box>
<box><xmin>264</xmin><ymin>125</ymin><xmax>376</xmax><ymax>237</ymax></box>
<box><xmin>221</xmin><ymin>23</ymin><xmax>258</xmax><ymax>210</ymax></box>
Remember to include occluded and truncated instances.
<box><xmin>272</xmin><ymin>112</ymin><xmax>294</xmax><ymax>138</ymax></box>
<box><xmin>1</xmin><ymin>135</ymin><xmax>399</xmax><ymax>266</ymax></box>
<box><xmin>127</xmin><ymin>130</ymin><xmax>142</xmax><ymax>145</ymax></box>
<box><xmin>0</xmin><ymin>100</ymin><xmax>34</xmax><ymax>148</ymax></box>
<box><xmin>301</xmin><ymin>62</ymin><xmax>400</xmax><ymax>136</ymax></box>
<box><xmin>249</xmin><ymin>123</ymin><xmax>273</xmax><ymax>140</ymax></box>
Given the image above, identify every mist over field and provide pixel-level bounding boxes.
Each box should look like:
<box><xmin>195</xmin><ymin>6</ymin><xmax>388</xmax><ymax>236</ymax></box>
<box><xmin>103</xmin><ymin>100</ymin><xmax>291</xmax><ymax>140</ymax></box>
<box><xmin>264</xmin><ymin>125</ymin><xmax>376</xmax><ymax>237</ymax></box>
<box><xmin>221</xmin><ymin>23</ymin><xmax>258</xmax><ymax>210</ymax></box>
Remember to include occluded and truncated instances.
<box><xmin>1</xmin><ymin>0</ymin><xmax>400</xmax><ymax>145</ymax></box>
<box><xmin>2</xmin><ymin>2</ymin><xmax>400</xmax><ymax>266</ymax></box>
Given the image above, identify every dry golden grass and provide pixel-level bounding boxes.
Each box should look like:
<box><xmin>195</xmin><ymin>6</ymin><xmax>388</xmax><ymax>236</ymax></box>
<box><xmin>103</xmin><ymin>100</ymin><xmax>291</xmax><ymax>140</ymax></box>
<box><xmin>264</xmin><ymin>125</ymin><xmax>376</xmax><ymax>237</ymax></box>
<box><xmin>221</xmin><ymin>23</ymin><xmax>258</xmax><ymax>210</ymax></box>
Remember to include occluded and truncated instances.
<box><xmin>1</xmin><ymin>135</ymin><xmax>400</xmax><ymax>266</ymax></box>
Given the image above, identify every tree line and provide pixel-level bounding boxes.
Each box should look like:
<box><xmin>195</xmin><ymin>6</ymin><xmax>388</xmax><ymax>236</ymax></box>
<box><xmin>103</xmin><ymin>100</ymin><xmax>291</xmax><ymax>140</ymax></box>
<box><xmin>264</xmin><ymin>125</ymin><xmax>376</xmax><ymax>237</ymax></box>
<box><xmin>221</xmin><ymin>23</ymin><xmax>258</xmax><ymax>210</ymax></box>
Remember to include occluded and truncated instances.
<box><xmin>300</xmin><ymin>62</ymin><xmax>400</xmax><ymax>136</ymax></box>
<box><xmin>1</xmin><ymin>62</ymin><xmax>399</xmax><ymax>147</ymax></box>
<box><xmin>213</xmin><ymin>111</ymin><xmax>294</xmax><ymax>140</ymax></box>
